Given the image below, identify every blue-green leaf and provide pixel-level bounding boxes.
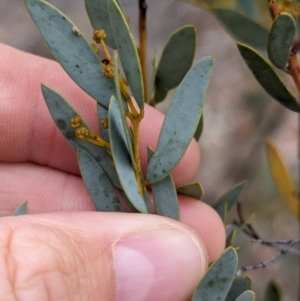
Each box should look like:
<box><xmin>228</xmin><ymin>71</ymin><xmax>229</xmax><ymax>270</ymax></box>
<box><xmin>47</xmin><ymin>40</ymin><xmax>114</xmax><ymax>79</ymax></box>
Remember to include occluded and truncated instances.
<box><xmin>212</xmin><ymin>8</ymin><xmax>268</xmax><ymax>48</ymax></box>
<box><xmin>219</xmin><ymin>201</ymin><xmax>228</xmax><ymax>223</ymax></box>
<box><xmin>26</xmin><ymin>0</ymin><xmax>115</xmax><ymax>107</ymax></box>
<box><xmin>154</xmin><ymin>25</ymin><xmax>196</xmax><ymax>103</ymax></box>
<box><xmin>148</xmin><ymin>147</ymin><xmax>179</xmax><ymax>220</ymax></box>
<box><xmin>153</xmin><ymin>176</ymin><xmax>179</xmax><ymax>220</ymax></box>
<box><xmin>237</xmin><ymin>43</ymin><xmax>300</xmax><ymax>112</ymax></box>
<box><xmin>108</xmin><ymin>0</ymin><xmax>144</xmax><ymax>108</ymax></box>
<box><xmin>108</xmin><ymin>95</ymin><xmax>148</xmax><ymax>213</ymax></box>
<box><xmin>237</xmin><ymin>0</ymin><xmax>257</xmax><ymax>19</ymax></box>
<box><xmin>85</xmin><ymin>0</ymin><xmax>123</xmax><ymax>49</ymax></box>
<box><xmin>143</xmin><ymin>188</ymin><xmax>153</xmax><ymax>214</ymax></box>
<box><xmin>113</xmin><ymin>52</ymin><xmax>134</xmax><ymax>163</ymax></box>
<box><xmin>86</xmin><ymin>2</ymin><xmax>111</xmax><ymax>39</ymax></box>
<box><xmin>226</xmin><ymin>229</ymin><xmax>237</xmax><ymax>248</ymax></box>
<box><xmin>177</xmin><ymin>182</ymin><xmax>204</xmax><ymax>200</ymax></box>
<box><xmin>212</xmin><ymin>181</ymin><xmax>247</xmax><ymax>219</ymax></box>
<box><xmin>268</xmin><ymin>13</ymin><xmax>295</xmax><ymax>69</ymax></box>
<box><xmin>225</xmin><ymin>276</ymin><xmax>252</xmax><ymax>301</ymax></box>
<box><xmin>264</xmin><ymin>281</ymin><xmax>281</xmax><ymax>301</ymax></box>
<box><xmin>194</xmin><ymin>114</ymin><xmax>204</xmax><ymax>141</ymax></box>
<box><xmin>41</xmin><ymin>85</ymin><xmax>121</xmax><ymax>188</ymax></box>
<box><xmin>78</xmin><ymin>148</ymin><xmax>125</xmax><ymax>212</ymax></box>
<box><xmin>147</xmin><ymin>56</ymin><xmax>214</xmax><ymax>183</ymax></box>
<box><xmin>192</xmin><ymin>247</ymin><xmax>238</xmax><ymax>301</ymax></box>
<box><xmin>13</xmin><ymin>202</ymin><xmax>28</xmax><ymax>216</ymax></box>
<box><xmin>235</xmin><ymin>291</ymin><xmax>255</xmax><ymax>301</ymax></box>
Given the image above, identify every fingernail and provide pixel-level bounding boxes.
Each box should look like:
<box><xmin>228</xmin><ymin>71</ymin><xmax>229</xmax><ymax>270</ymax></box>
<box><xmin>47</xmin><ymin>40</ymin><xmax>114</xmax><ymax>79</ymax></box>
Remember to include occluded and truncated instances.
<box><xmin>114</xmin><ymin>228</ymin><xmax>208</xmax><ymax>301</ymax></box>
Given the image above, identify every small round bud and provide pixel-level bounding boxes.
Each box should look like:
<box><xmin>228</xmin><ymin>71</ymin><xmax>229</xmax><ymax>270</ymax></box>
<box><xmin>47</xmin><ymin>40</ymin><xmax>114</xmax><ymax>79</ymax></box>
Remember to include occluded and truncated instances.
<box><xmin>103</xmin><ymin>64</ymin><xmax>114</xmax><ymax>78</ymax></box>
<box><xmin>93</xmin><ymin>29</ymin><xmax>107</xmax><ymax>43</ymax></box>
<box><xmin>70</xmin><ymin>116</ymin><xmax>82</xmax><ymax>129</ymax></box>
<box><xmin>75</xmin><ymin>127</ymin><xmax>89</xmax><ymax>140</ymax></box>
<box><xmin>100</xmin><ymin>118</ymin><xmax>109</xmax><ymax>129</ymax></box>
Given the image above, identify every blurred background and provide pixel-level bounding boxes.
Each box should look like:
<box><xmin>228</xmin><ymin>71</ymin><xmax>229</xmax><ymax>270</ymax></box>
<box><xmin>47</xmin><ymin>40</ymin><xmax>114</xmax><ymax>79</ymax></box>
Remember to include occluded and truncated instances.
<box><xmin>0</xmin><ymin>0</ymin><xmax>299</xmax><ymax>300</ymax></box>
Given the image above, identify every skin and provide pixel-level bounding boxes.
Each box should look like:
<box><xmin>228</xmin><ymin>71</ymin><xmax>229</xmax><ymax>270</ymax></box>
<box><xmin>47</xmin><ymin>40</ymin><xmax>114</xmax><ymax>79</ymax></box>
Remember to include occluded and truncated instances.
<box><xmin>0</xmin><ymin>44</ymin><xmax>225</xmax><ymax>301</ymax></box>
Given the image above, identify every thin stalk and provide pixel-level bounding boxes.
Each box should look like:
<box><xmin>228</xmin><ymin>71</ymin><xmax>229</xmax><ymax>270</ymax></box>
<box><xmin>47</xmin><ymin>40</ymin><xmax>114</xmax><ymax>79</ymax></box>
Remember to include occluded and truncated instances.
<box><xmin>119</xmin><ymin>77</ymin><xmax>139</xmax><ymax>118</ymax></box>
<box><xmin>70</xmin><ymin>116</ymin><xmax>110</xmax><ymax>148</ymax></box>
<box><xmin>139</xmin><ymin>0</ymin><xmax>148</xmax><ymax>101</ymax></box>
<box><xmin>101</xmin><ymin>40</ymin><xmax>112</xmax><ymax>63</ymax></box>
<box><xmin>98</xmin><ymin>33</ymin><xmax>146</xmax><ymax>198</ymax></box>
<box><xmin>119</xmin><ymin>76</ymin><xmax>145</xmax><ymax>197</ymax></box>
<box><xmin>131</xmin><ymin>112</ymin><xmax>144</xmax><ymax>197</ymax></box>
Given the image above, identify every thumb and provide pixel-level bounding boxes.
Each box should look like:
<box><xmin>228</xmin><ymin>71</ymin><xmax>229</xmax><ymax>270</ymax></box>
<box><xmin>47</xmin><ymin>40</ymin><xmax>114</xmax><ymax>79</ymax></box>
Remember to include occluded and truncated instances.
<box><xmin>0</xmin><ymin>212</ymin><xmax>208</xmax><ymax>301</ymax></box>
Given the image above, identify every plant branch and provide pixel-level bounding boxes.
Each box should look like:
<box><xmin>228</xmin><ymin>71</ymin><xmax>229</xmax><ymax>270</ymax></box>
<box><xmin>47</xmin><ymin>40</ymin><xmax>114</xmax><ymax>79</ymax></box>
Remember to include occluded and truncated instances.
<box><xmin>236</xmin><ymin>239</ymin><xmax>300</xmax><ymax>276</ymax></box>
<box><xmin>233</xmin><ymin>203</ymin><xmax>299</xmax><ymax>255</ymax></box>
<box><xmin>287</xmin><ymin>48</ymin><xmax>300</xmax><ymax>92</ymax></box>
<box><xmin>268</xmin><ymin>0</ymin><xmax>280</xmax><ymax>19</ymax></box>
<box><xmin>252</xmin><ymin>239</ymin><xmax>300</xmax><ymax>255</ymax></box>
<box><xmin>119</xmin><ymin>77</ymin><xmax>139</xmax><ymax>118</ymax></box>
<box><xmin>234</xmin><ymin>202</ymin><xmax>260</xmax><ymax>239</ymax></box>
<box><xmin>139</xmin><ymin>0</ymin><xmax>148</xmax><ymax>101</ymax></box>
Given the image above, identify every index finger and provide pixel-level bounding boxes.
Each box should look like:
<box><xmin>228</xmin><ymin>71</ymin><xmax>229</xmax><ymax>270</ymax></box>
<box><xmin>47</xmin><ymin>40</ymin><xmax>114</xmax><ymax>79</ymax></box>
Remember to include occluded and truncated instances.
<box><xmin>0</xmin><ymin>44</ymin><xmax>200</xmax><ymax>186</ymax></box>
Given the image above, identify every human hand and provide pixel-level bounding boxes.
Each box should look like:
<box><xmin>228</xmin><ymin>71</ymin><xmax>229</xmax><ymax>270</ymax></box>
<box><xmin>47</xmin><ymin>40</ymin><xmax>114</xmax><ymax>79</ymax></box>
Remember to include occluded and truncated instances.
<box><xmin>0</xmin><ymin>44</ymin><xmax>225</xmax><ymax>301</ymax></box>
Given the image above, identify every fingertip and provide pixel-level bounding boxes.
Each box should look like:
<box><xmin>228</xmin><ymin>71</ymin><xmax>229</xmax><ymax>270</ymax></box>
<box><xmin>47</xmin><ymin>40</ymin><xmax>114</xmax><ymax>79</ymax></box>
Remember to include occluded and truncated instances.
<box><xmin>114</xmin><ymin>228</ymin><xmax>207</xmax><ymax>301</ymax></box>
<box><xmin>0</xmin><ymin>212</ymin><xmax>209</xmax><ymax>301</ymax></box>
<box><xmin>179</xmin><ymin>196</ymin><xmax>226</xmax><ymax>262</ymax></box>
